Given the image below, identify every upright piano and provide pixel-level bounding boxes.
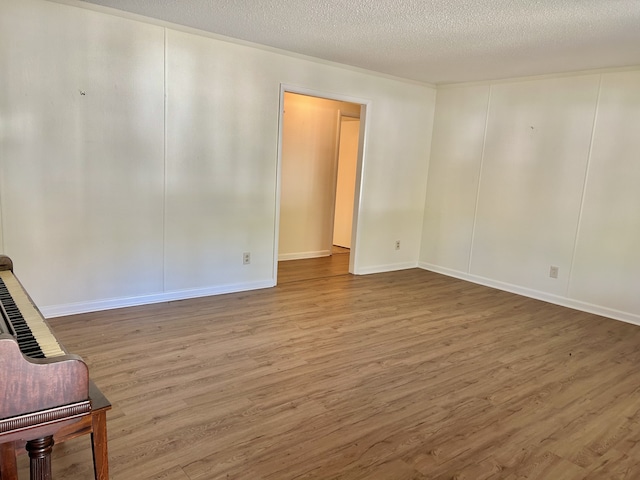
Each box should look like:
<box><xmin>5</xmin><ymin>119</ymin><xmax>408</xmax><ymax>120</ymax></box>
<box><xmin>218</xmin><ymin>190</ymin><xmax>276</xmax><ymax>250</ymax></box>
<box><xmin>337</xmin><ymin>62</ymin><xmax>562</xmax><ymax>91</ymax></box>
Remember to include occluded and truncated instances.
<box><xmin>0</xmin><ymin>255</ymin><xmax>110</xmax><ymax>480</ymax></box>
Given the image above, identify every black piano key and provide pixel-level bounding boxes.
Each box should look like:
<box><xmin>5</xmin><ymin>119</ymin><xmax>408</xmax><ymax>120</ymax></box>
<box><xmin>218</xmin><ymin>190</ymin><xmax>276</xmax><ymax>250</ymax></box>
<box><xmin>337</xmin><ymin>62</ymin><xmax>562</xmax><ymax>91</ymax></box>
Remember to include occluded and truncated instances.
<box><xmin>23</xmin><ymin>346</ymin><xmax>42</xmax><ymax>353</ymax></box>
<box><xmin>0</xmin><ymin>277</ymin><xmax>46</xmax><ymax>358</ymax></box>
<box><xmin>17</xmin><ymin>335</ymin><xmax>38</xmax><ymax>345</ymax></box>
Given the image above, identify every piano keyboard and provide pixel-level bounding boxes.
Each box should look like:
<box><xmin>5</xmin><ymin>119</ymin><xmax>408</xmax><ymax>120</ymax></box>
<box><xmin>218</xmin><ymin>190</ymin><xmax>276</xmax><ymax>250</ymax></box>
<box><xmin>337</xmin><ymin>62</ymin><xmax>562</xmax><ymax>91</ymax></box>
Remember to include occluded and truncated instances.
<box><xmin>0</xmin><ymin>270</ymin><xmax>65</xmax><ymax>358</ymax></box>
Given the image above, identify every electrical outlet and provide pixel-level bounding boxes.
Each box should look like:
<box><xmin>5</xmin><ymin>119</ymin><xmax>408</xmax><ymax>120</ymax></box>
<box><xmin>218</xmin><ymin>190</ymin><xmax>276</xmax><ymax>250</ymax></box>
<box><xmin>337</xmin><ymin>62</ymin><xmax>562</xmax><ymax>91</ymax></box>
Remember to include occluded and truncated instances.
<box><xmin>549</xmin><ymin>265</ymin><xmax>559</xmax><ymax>279</ymax></box>
<box><xmin>243</xmin><ymin>252</ymin><xmax>251</xmax><ymax>265</ymax></box>
<box><xmin>395</xmin><ymin>240</ymin><xmax>401</xmax><ymax>250</ymax></box>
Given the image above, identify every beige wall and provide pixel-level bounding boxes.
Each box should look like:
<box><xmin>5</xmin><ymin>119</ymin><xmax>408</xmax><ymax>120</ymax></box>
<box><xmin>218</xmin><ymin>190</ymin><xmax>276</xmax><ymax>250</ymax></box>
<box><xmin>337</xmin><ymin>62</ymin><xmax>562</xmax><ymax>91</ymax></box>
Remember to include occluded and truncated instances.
<box><xmin>333</xmin><ymin>117</ymin><xmax>360</xmax><ymax>249</ymax></box>
<box><xmin>420</xmin><ymin>69</ymin><xmax>640</xmax><ymax>324</ymax></box>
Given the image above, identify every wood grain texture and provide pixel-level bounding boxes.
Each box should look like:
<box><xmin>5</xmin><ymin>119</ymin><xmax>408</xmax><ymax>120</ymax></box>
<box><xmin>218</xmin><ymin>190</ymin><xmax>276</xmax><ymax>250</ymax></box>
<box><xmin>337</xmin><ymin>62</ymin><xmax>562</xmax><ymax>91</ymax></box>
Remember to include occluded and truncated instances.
<box><xmin>0</xmin><ymin>255</ymin><xmax>13</xmax><ymax>272</ymax></box>
<box><xmin>0</xmin><ymin>337</ymin><xmax>88</xmax><ymax>419</ymax></box>
<box><xmin>17</xmin><ymin>264</ymin><xmax>640</xmax><ymax>479</ymax></box>
<box><xmin>0</xmin><ymin>441</ymin><xmax>18</xmax><ymax>480</ymax></box>
<box><xmin>277</xmin><ymin>250</ymin><xmax>349</xmax><ymax>284</ymax></box>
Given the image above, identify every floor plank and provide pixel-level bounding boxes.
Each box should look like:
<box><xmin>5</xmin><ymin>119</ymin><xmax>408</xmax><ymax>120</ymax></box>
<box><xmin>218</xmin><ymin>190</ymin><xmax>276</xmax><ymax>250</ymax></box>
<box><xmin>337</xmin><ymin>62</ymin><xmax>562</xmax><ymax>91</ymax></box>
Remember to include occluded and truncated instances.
<box><xmin>277</xmin><ymin>250</ymin><xmax>349</xmax><ymax>284</ymax></box>
<box><xmin>16</xmin><ymin>265</ymin><xmax>640</xmax><ymax>479</ymax></box>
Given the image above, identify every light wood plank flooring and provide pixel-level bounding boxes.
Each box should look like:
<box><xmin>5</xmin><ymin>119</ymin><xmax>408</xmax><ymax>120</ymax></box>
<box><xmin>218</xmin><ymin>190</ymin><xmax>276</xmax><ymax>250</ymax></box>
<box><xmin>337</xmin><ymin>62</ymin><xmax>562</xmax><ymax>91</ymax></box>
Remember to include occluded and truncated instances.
<box><xmin>278</xmin><ymin>249</ymin><xmax>349</xmax><ymax>284</ymax></box>
<box><xmin>17</xmin><ymin>266</ymin><xmax>640</xmax><ymax>479</ymax></box>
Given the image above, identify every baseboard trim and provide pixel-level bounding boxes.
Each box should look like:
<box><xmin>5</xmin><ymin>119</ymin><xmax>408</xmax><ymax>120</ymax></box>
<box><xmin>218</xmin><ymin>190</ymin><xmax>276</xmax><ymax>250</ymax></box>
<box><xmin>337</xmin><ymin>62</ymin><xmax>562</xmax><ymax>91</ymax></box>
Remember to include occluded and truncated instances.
<box><xmin>355</xmin><ymin>261</ymin><xmax>418</xmax><ymax>275</ymax></box>
<box><xmin>278</xmin><ymin>250</ymin><xmax>331</xmax><ymax>261</ymax></box>
<box><xmin>418</xmin><ymin>262</ymin><xmax>640</xmax><ymax>327</ymax></box>
<box><xmin>41</xmin><ymin>279</ymin><xmax>276</xmax><ymax>318</ymax></box>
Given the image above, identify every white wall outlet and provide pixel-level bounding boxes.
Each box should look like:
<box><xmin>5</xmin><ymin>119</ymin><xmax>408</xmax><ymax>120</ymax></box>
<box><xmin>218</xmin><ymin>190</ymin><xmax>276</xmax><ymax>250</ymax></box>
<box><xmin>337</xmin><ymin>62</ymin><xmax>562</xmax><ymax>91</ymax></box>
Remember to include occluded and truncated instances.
<box><xmin>243</xmin><ymin>252</ymin><xmax>251</xmax><ymax>265</ymax></box>
<box><xmin>395</xmin><ymin>240</ymin><xmax>401</xmax><ymax>250</ymax></box>
<box><xmin>549</xmin><ymin>265</ymin><xmax>559</xmax><ymax>279</ymax></box>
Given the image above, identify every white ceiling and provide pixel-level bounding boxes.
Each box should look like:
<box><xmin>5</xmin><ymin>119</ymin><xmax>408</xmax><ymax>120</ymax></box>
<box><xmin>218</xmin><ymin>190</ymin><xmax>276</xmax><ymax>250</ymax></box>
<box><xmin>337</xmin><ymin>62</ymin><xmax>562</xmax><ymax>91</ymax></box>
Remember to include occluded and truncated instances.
<box><xmin>78</xmin><ymin>0</ymin><xmax>640</xmax><ymax>84</ymax></box>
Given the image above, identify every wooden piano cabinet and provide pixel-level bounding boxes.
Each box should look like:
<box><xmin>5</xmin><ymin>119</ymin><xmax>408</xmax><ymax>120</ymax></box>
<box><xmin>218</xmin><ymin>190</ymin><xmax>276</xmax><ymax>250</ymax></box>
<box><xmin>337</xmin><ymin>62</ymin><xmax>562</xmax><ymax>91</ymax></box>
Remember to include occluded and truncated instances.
<box><xmin>0</xmin><ymin>382</ymin><xmax>111</xmax><ymax>480</ymax></box>
<box><xmin>0</xmin><ymin>255</ymin><xmax>111</xmax><ymax>479</ymax></box>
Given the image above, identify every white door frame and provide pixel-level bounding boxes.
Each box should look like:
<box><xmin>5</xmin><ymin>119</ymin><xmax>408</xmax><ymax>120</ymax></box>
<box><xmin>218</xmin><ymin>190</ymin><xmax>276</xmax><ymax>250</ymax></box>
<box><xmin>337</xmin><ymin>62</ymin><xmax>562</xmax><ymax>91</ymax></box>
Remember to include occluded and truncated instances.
<box><xmin>273</xmin><ymin>84</ymin><xmax>371</xmax><ymax>282</ymax></box>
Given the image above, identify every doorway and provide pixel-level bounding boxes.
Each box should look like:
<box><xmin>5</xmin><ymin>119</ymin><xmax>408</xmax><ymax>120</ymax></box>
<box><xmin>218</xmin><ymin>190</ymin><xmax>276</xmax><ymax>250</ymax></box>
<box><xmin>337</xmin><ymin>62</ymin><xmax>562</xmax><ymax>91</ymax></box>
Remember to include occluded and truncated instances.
<box><xmin>274</xmin><ymin>87</ymin><xmax>368</xmax><ymax>284</ymax></box>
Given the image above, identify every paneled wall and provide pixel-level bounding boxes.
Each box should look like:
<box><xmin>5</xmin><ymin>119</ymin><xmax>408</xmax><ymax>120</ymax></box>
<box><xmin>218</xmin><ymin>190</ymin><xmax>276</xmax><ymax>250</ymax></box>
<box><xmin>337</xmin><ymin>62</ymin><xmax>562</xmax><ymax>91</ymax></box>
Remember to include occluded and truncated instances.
<box><xmin>0</xmin><ymin>0</ymin><xmax>435</xmax><ymax>316</ymax></box>
<box><xmin>0</xmin><ymin>0</ymin><xmax>166</xmax><ymax>308</ymax></box>
<box><xmin>420</xmin><ymin>69</ymin><xmax>640</xmax><ymax>324</ymax></box>
<box><xmin>5</xmin><ymin>0</ymin><xmax>635</xmax><ymax>324</ymax></box>
<box><xmin>568</xmin><ymin>71</ymin><xmax>640</xmax><ymax>317</ymax></box>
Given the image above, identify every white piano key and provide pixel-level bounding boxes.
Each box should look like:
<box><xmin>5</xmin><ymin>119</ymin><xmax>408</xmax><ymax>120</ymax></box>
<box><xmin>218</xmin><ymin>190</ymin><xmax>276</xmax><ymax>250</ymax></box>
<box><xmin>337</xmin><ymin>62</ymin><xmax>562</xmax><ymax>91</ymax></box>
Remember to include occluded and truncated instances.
<box><xmin>0</xmin><ymin>270</ymin><xmax>65</xmax><ymax>357</ymax></box>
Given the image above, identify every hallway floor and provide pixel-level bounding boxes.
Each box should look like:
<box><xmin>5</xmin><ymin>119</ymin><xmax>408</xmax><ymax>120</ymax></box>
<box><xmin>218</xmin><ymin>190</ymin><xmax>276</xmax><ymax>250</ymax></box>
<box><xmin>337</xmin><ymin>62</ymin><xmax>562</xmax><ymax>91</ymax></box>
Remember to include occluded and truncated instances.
<box><xmin>277</xmin><ymin>247</ymin><xmax>350</xmax><ymax>284</ymax></box>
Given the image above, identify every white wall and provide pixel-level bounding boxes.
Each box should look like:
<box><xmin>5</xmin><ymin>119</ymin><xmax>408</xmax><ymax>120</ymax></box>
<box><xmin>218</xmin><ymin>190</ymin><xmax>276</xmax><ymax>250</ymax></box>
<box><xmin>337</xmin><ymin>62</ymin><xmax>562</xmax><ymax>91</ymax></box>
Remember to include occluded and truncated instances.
<box><xmin>278</xmin><ymin>94</ymin><xmax>359</xmax><ymax>260</ymax></box>
<box><xmin>568</xmin><ymin>71</ymin><xmax>640</xmax><ymax>317</ymax></box>
<box><xmin>1</xmin><ymin>1</ymin><xmax>636</xmax><ymax>327</ymax></box>
<box><xmin>420</xmin><ymin>69</ymin><xmax>640</xmax><ymax>324</ymax></box>
<box><xmin>0</xmin><ymin>0</ymin><xmax>435</xmax><ymax>316</ymax></box>
<box><xmin>0</xmin><ymin>0</ymin><xmax>166</xmax><ymax>309</ymax></box>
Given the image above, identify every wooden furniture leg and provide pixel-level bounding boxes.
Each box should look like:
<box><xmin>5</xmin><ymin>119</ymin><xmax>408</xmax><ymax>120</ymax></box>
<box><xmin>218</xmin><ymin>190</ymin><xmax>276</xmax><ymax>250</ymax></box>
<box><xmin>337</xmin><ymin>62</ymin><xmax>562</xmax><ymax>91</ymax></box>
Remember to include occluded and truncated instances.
<box><xmin>0</xmin><ymin>442</ymin><xmax>18</xmax><ymax>480</ymax></box>
<box><xmin>90</xmin><ymin>410</ymin><xmax>109</xmax><ymax>480</ymax></box>
<box><xmin>26</xmin><ymin>436</ymin><xmax>54</xmax><ymax>480</ymax></box>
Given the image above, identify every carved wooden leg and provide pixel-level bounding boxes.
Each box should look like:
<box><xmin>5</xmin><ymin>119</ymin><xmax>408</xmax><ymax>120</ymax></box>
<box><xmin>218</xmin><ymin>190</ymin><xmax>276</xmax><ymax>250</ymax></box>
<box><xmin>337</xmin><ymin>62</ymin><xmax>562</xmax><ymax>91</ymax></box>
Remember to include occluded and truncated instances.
<box><xmin>0</xmin><ymin>442</ymin><xmax>19</xmax><ymax>480</ymax></box>
<box><xmin>26</xmin><ymin>437</ymin><xmax>54</xmax><ymax>480</ymax></box>
<box><xmin>91</xmin><ymin>411</ymin><xmax>109</xmax><ymax>480</ymax></box>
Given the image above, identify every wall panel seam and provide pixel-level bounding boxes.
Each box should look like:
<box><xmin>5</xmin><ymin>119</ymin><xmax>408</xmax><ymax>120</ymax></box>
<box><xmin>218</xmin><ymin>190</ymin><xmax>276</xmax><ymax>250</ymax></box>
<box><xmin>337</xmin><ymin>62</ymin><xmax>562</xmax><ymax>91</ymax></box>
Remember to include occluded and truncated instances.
<box><xmin>467</xmin><ymin>85</ymin><xmax>493</xmax><ymax>274</ymax></box>
<box><xmin>566</xmin><ymin>74</ymin><xmax>603</xmax><ymax>298</ymax></box>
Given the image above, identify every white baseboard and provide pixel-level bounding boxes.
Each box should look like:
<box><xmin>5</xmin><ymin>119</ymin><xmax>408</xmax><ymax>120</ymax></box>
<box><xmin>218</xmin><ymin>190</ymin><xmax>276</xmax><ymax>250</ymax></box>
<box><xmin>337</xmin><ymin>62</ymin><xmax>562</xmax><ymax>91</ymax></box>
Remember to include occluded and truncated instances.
<box><xmin>418</xmin><ymin>262</ymin><xmax>640</xmax><ymax>327</ymax></box>
<box><xmin>278</xmin><ymin>250</ymin><xmax>331</xmax><ymax>261</ymax></box>
<box><xmin>355</xmin><ymin>261</ymin><xmax>418</xmax><ymax>275</ymax></box>
<box><xmin>41</xmin><ymin>279</ymin><xmax>276</xmax><ymax>318</ymax></box>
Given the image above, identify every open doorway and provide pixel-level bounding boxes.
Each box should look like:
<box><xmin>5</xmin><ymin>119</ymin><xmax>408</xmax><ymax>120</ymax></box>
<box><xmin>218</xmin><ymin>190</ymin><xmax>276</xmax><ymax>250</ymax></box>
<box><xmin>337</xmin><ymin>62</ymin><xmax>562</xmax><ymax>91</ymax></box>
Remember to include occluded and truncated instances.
<box><xmin>274</xmin><ymin>88</ymin><xmax>368</xmax><ymax>284</ymax></box>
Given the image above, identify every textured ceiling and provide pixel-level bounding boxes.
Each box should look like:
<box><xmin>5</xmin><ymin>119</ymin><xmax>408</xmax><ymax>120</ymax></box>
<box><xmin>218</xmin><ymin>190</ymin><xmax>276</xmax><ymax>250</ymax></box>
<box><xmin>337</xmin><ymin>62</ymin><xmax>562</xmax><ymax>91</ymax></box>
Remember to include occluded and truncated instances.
<box><xmin>77</xmin><ymin>0</ymin><xmax>640</xmax><ymax>84</ymax></box>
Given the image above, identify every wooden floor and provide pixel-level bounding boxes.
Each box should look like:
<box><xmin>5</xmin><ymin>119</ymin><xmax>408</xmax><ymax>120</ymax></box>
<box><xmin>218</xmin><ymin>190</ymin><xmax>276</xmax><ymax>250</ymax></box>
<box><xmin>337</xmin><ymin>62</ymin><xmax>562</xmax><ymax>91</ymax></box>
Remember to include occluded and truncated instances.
<box><xmin>277</xmin><ymin>249</ymin><xmax>350</xmax><ymax>284</ymax></box>
<box><xmin>18</xmin><ymin>263</ymin><xmax>640</xmax><ymax>479</ymax></box>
